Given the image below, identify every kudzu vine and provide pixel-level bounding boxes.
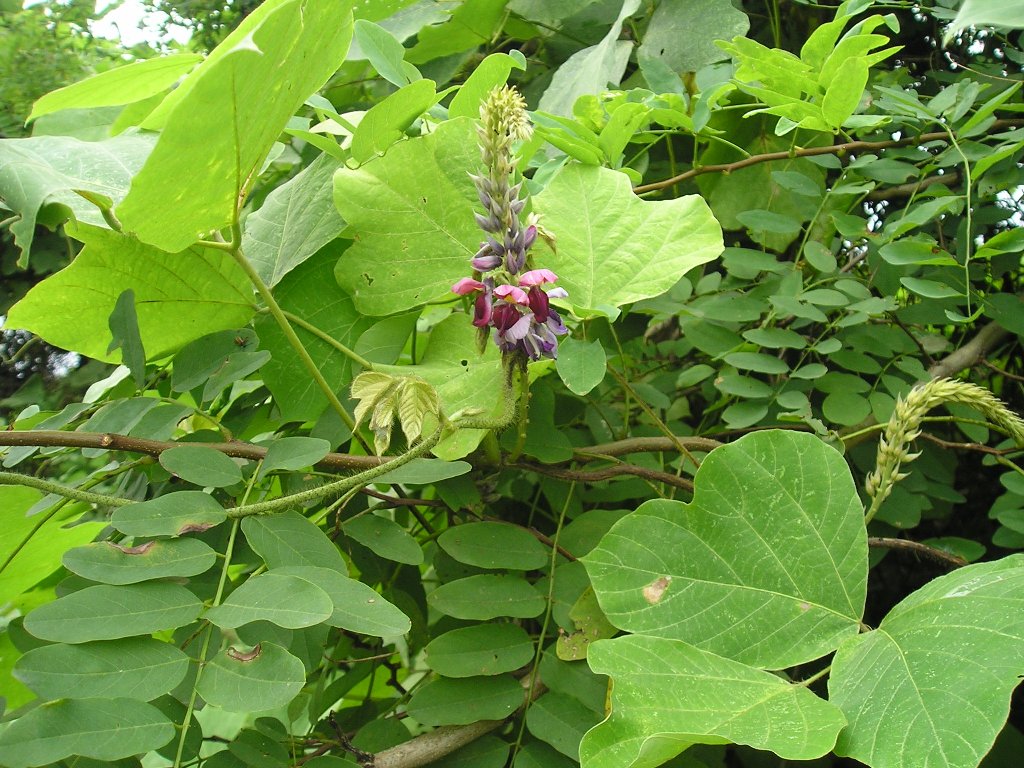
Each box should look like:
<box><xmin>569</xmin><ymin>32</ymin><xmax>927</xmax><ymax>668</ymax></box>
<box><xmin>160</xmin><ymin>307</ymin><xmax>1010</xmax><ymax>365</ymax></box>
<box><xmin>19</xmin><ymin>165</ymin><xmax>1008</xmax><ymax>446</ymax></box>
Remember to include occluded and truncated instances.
<box><xmin>1</xmin><ymin>1</ymin><xmax>1024</xmax><ymax>768</ymax></box>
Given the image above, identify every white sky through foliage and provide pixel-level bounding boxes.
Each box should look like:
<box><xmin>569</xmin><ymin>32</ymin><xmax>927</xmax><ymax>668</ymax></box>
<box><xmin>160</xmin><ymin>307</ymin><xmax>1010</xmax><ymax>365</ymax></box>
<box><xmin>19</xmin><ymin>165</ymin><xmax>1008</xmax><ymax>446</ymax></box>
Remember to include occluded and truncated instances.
<box><xmin>91</xmin><ymin>0</ymin><xmax>191</xmax><ymax>46</ymax></box>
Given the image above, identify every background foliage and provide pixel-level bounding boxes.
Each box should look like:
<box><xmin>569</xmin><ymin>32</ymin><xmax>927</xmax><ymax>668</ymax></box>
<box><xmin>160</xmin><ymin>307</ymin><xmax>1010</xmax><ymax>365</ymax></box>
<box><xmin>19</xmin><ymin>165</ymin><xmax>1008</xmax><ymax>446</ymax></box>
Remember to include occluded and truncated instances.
<box><xmin>2</xmin><ymin>1</ymin><xmax>1024</xmax><ymax>767</ymax></box>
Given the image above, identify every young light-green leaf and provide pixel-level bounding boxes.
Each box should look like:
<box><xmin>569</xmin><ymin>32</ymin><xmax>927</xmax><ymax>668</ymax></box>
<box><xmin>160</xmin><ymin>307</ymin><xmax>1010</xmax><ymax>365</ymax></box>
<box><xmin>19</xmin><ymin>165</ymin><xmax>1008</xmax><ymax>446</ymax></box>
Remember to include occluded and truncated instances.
<box><xmin>583</xmin><ymin>430</ymin><xmax>867</xmax><ymax>669</ymax></box>
<box><xmin>350</xmin><ymin>78</ymin><xmax>438</xmax><ymax>163</ymax></box>
<box><xmin>334</xmin><ymin>118</ymin><xmax>481</xmax><ymax>315</ymax></box>
<box><xmin>6</xmin><ymin>222</ymin><xmax>254</xmax><ymax>362</ymax></box>
<box><xmin>27</xmin><ymin>53</ymin><xmax>203</xmax><ymax>123</ymax></box>
<box><xmin>117</xmin><ymin>0</ymin><xmax>356</xmax><ymax>251</ymax></box>
<box><xmin>534</xmin><ymin>165</ymin><xmax>723</xmax><ymax>312</ymax></box>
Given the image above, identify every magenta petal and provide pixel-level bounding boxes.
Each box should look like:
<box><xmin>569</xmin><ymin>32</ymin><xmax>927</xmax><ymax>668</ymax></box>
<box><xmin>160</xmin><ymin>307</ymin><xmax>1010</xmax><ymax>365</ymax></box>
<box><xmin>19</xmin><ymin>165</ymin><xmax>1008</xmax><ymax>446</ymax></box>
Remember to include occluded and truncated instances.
<box><xmin>473</xmin><ymin>291</ymin><xmax>492</xmax><ymax>327</ymax></box>
<box><xmin>518</xmin><ymin>268</ymin><xmax>558</xmax><ymax>286</ymax></box>
<box><xmin>494</xmin><ymin>284</ymin><xmax>529</xmax><ymax>304</ymax></box>
<box><xmin>452</xmin><ymin>278</ymin><xmax>485</xmax><ymax>295</ymax></box>
<box><xmin>528</xmin><ymin>286</ymin><xmax>550</xmax><ymax>322</ymax></box>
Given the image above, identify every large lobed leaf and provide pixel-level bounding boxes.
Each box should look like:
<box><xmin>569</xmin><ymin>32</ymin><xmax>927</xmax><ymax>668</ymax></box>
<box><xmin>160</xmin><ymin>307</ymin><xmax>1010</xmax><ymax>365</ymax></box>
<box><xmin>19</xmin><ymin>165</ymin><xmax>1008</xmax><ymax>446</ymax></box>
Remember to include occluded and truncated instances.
<box><xmin>6</xmin><ymin>222</ymin><xmax>254</xmax><ymax>362</ymax></box>
<box><xmin>829</xmin><ymin>555</ymin><xmax>1024</xmax><ymax>768</ymax></box>
<box><xmin>583</xmin><ymin>430</ymin><xmax>867</xmax><ymax>669</ymax></box>
<box><xmin>0</xmin><ymin>133</ymin><xmax>154</xmax><ymax>266</ymax></box>
<box><xmin>581</xmin><ymin>635</ymin><xmax>846</xmax><ymax>768</ymax></box>
<box><xmin>533</xmin><ymin>164</ymin><xmax>723</xmax><ymax>313</ymax></box>
<box><xmin>117</xmin><ymin>0</ymin><xmax>356</xmax><ymax>251</ymax></box>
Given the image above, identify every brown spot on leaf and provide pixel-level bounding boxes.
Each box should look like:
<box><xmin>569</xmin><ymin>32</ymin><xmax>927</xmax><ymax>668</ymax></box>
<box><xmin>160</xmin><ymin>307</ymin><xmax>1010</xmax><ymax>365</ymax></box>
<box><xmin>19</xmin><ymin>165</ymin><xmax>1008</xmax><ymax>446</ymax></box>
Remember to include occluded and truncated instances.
<box><xmin>799</xmin><ymin>601</ymin><xmax>811</xmax><ymax>612</ymax></box>
<box><xmin>642</xmin><ymin>576</ymin><xmax>671</xmax><ymax>605</ymax></box>
<box><xmin>228</xmin><ymin>644</ymin><xmax>262</xmax><ymax>662</ymax></box>
<box><xmin>178</xmin><ymin>522</ymin><xmax>215</xmax><ymax>535</ymax></box>
<box><xmin>111</xmin><ymin>540</ymin><xmax>156</xmax><ymax>556</ymax></box>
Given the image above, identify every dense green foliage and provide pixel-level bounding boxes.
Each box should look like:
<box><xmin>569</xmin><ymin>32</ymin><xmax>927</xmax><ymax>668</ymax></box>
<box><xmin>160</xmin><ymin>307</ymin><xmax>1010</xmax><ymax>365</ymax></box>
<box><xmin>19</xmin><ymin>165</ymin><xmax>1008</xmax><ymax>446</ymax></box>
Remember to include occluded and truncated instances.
<box><xmin>2</xmin><ymin>1</ymin><xmax>1024</xmax><ymax>767</ymax></box>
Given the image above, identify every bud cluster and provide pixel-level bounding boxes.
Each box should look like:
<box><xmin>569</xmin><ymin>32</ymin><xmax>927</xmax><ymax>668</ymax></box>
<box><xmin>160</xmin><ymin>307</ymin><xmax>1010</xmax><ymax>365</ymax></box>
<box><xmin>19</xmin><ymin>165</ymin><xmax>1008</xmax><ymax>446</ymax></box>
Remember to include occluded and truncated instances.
<box><xmin>452</xmin><ymin>86</ymin><xmax>568</xmax><ymax>360</ymax></box>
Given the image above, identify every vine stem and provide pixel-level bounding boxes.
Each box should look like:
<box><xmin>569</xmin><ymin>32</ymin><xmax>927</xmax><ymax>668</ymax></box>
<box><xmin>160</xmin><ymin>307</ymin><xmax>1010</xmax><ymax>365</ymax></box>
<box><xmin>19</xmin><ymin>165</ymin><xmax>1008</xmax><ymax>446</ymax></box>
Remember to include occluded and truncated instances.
<box><xmin>229</xmin><ymin>247</ymin><xmax>366</xmax><ymax>448</ymax></box>
<box><xmin>173</xmin><ymin>517</ymin><xmax>240</xmax><ymax>768</ymax></box>
<box><xmin>633</xmin><ymin>118</ymin><xmax>1024</xmax><ymax>193</ymax></box>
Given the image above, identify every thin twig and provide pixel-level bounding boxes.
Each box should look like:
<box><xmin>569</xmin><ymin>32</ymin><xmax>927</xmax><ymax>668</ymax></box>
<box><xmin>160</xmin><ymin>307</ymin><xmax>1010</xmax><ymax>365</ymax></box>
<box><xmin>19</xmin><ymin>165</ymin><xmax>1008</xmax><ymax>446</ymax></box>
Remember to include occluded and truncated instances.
<box><xmin>868</xmin><ymin>536</ymin><xmax>967</xmax><ymax>568</ymax></box>
<box><xmin>633</xmin><ymin>119</ymin><xmax>1024</xmax><ymax>193</ymax></box>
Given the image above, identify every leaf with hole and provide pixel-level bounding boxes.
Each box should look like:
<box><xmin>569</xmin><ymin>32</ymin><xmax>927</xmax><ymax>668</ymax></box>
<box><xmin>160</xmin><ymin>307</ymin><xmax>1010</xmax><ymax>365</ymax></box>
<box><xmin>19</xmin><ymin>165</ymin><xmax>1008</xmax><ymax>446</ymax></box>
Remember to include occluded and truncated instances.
<box><xmin>111</xmin><ymin>491</ymin><xmax>227</xmax><ymax>537</ymax></box>
<box><xmin>196</xmin><ymin>642</ymin><xmax>307</xmax><ymax>712</ymax></box>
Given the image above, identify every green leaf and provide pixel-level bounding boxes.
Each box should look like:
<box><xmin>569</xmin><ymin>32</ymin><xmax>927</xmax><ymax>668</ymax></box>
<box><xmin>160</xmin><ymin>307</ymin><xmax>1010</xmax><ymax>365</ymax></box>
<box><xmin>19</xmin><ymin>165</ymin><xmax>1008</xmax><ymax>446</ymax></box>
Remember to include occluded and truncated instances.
<box><xmin>538</xmin><ymin>0</ymin><xmax>640</xmax><ymax>117</ymax></box>
<box><xmin>406</xmin><ymin>0</ymin><xmax>507</xmax><ymax>64</ymax></box>
<box><xmin>0</xmin><ymin>698</ymin><xmax>174</xmax><ymax>768</ymax></box>
<box><xmin>822</xmin><ymin>391</ymin><xmax>872</xmax><ymax>426</ymax></box>
<box><xmin>830</xmin><ymin>555</ymin><xmax>1024</xmax><ymax>768</ymax></box>
<box><xmin>556</xmin><ymin>337</ymin><xmax>607</xmax><ymax>395</ymax></box>
<box><xmin>945</xmin><ymin>0</ymin><xmax>1024</xmax><ymax>42</ymax></box>
<box><xmin>406</xmin><ymin>675</ymin><xmax>524</xmax><ymax>726</ymax></box>
<box><xmin>24</xmin><ymin>583</ymin><xmax>203</xmax><ymax>643</ymax></box>
<box><xmin>242</xmin><ymin>512</ymin><xmax>349</xmax><ymax>572</ymax></box>
<box><xmin>6</xmin><ymin>223</ymin><xmax>254</xmax><ymax>362</ymax></box>
<box><xmin>196</xmin><ymin>642</ymin><xmax>306</xmax><ymax>712</ymax></box>
<box><xmin>583</xmin><ymin>430</ymin><xmax>867</xmax><ymax>669</ymax></box>
<box><xmin>445</xmin><ymin>736</ymin><xmax>510</xmax><ymax>768</ymax></box>
<box><xmin>0</xmin><ymin>487</ymin><xmax>105</xmax><ymax>602</ymax></box>
<box><xmin>429</xmin><ymin>574</ymin><xmax>547</xmax><ymax>619</ymax></box>
<box><xmin>334</xmin><ymin>118</ymin><xmax>481</xmax><ymax>315</ymax></box>
<box><xmin>527</xmin><ymin>692</ymin><xmax>602</xmax><ymax>759</ymax></box>
<box><xmin>107</xmin><ymin>289</ymin><xmax>147</xmax><ymax>388</ymax></box>
<box><xmin>111</xmin><ymin>491</ymin><xmax>228</xmax><ymax>537</ymax></box>
<box><xmin>62</xmin><ymin>538</ymin><xmax>217</xmax><ymax>585</ymax></box>
<box><xmin>353</xmin><ymin>19</ymin><xmax>419</xmax><ymax>87</ymax></box>
<box><xmin>722</xmin><ymin>352</ymin><xmax>789</xmax><ymax>374</ymax></box>
<box><xmin>259</xmin><ymin>437</ymin><xmax>332</xmax><ymax>477</ymax></box>
<box><xmin>580</xmin><ymin>636</ymin><xmax>847</xmax><ymax>768</ymax></box>
<box><xmin>14</xmin><ymin>638</ymin><xmax>189</xmax><ymax>701</ymax></box>
<box><xmin>206</xmin><ymin>573</ymin><xmax>333</xmax><ymax>629</ymax></box>
<box><xmin>438</xmin><ymin>522</ymin><xmax>549</xmax><ymax>570</ymax></box>
<box><xmin>0</xmin><ymin>133</ymin><xmax>153</xmax><ymax>265</ymax></box>
<box><xmin>637</xmin><ymin>0</ymin><xmax>749</xmax><ymax>77</ymax></box>
<box><xmin>900</xmin><ymin>276</ymin><xmax>962</xmax><ymax>299</ymax></box>
<box><xmin>351</xmin><ymin>79</ymin><xmax>438</xmax><ymax>163</ymax></box>
<box><xmin>273</xmin><ymin>565</ymin><xmax>412</xmax><ymax>636</ymax></box>
<box><xmin>425</xmin><ymin>624</ymin><xmax>535</xmax><ymax>677</ymax></box>
<box><xmin>116</xmin><ymin>0</ymin><xmax>356</xmax><ymax>251</ymax></box>
<box><xmin>27</xmin><ymin>54</ymin><xmax>203</xmax><ymax>123</ymax></box>
<box><xmin>242</xmin><ymin>153</ymin><xmax>347</xmax><ymax>287</ymax></box>
<box><xmin>256</xmin><ymin>245</ymin><xmax>374</xmax><ymax>422</ymax></box>
<box><xmin>371</xmin><ymin>458</ymin><xmax>472</xmax><ymax>485</ymax></box>
<box><xmin>533</xmin><ymin>165</ymin><xmax>723</xmax><ymax>312</ymax></box>
<box><xmin>344</xmin><ymin>514</ymin><xmax>424</xmax><ymax>565</ymax></box>
<box><xmin>160</xmin><ymin>445</ymin><xmax>244</xmax><ymax>488</ymax></box>
<box><xmin>449</xmin><ymin>52</ymin><xmax>528</xmax><ymax>119</ymax></box>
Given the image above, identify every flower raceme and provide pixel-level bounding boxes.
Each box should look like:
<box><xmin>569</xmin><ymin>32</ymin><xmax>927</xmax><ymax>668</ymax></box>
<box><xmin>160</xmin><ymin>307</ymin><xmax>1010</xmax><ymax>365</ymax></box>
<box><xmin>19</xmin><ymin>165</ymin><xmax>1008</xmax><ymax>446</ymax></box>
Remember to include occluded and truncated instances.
<box><xmin>452</xmin><ymin>270</ymin><xmax>568</xmax><ymax>359</ymax></box>
<box><xmin>452</xmin><ymin>86</ymin><xmax>568</xmax><ymax>360</ymax></box>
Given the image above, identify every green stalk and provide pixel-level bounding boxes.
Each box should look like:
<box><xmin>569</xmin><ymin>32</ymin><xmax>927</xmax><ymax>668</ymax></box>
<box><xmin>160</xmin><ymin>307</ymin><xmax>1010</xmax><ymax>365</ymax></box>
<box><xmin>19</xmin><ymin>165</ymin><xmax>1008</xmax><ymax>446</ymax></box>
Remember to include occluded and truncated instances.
<box><xmin>229</xmin><ymin>247</ymin><xmax>362</xmax><ymax>442</ymax></box>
